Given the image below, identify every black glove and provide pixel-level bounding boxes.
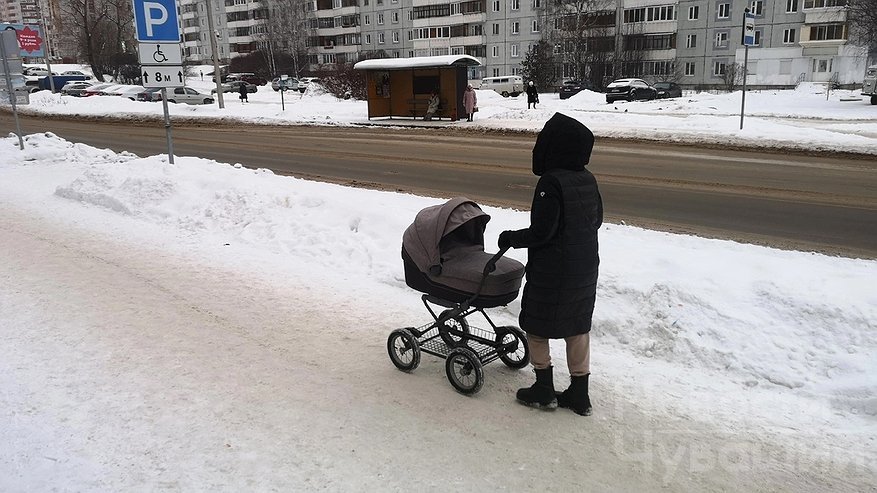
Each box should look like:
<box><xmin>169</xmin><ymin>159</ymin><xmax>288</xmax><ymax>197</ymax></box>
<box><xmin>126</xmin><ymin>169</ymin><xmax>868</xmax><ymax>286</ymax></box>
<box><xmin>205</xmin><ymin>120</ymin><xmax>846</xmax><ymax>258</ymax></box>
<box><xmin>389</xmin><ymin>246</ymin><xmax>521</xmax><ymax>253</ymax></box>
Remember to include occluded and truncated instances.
<box><xmin>498</xmin><ymin>230</ymin><xmax>514</xmax><ymax>250</ymax></box>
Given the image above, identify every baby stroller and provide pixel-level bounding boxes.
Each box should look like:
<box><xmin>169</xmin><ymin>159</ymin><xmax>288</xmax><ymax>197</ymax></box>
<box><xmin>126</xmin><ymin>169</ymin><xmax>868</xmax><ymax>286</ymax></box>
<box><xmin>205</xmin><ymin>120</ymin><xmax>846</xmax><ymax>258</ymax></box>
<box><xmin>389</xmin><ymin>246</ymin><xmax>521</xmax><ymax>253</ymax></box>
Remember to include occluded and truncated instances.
<box><xmin>387</xmin><ymin>197</ymin><xmax>530</xmax><ymax>394</ymax></box>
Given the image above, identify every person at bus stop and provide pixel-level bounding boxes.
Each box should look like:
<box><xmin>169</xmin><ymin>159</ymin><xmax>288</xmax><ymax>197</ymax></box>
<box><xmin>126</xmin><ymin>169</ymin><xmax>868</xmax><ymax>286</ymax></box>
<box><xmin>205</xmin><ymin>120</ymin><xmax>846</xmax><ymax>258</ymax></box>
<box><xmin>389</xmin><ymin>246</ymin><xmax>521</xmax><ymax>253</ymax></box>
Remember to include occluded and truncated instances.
<box><xmin>498</xmin><ymin>112</ymin><xmax>602</xmax><ymax>417</ymax></box>
<box><xmin>239</xmin><ymin>83</ymin><xmax>248</xmax><ymax>103</ymax></box>
<box><xmin>462</xmin><ymin>85</ymin><xmax>477</xmax><ymax>122</ymax></box>
<box><xmin>424</xmin><ymin>89</ymin><xmax>440</xmax><ymax>121</ymax></box>
<box><xmin>526</xmin><ymin>81</ymin><xmax>539</xmax><ymax>109</ymax></box>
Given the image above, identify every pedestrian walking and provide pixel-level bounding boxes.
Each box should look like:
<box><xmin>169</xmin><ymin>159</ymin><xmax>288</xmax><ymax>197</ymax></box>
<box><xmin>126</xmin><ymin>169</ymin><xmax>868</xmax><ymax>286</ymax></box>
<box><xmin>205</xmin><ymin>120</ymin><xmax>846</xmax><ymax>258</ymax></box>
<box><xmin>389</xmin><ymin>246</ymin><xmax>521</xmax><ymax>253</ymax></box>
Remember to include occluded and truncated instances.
<box><xmin>462</xmin><ymin>84</ymin><xmax>477</xmax><ymax>122</ymax></box>
<box><xmin>239</xmin><ymin>83</ymin><xmax>248</xmax><ymax>103</ymax></box>
<box><xmin>526</xmin><ymin>81</ymin><xmax>539</xmax><ymax>109</ymax></box>
<box><xmin>498</xmin><ymin>112</ymin><xmax>602</xmax><ymax>417</ymax></box>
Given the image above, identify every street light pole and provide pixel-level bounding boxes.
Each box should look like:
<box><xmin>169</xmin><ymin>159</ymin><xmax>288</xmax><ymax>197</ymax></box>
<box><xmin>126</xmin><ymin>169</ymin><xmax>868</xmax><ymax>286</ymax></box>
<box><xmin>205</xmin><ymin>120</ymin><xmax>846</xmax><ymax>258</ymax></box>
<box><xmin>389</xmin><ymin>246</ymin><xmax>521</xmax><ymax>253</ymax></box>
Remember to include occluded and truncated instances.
<box><xmin>38</xmin><ymin>0</ymin><xmax>55</xmax><ymax>93</ymax></box>
<box><xmin>205</xmin><ymin>0</ymin><xmax>224</xmax><ymax>108</ymax></box>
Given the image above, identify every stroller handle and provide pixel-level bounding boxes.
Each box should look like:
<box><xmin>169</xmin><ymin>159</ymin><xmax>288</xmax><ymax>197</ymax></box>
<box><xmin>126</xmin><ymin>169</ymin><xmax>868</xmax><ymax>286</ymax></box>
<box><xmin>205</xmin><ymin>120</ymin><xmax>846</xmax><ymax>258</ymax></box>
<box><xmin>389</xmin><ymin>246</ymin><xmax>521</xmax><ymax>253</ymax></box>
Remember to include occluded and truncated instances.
<box><xmin>483</xmin><ymin>246</ymin><xmax>511</xmax><ymax>276</ymax></box>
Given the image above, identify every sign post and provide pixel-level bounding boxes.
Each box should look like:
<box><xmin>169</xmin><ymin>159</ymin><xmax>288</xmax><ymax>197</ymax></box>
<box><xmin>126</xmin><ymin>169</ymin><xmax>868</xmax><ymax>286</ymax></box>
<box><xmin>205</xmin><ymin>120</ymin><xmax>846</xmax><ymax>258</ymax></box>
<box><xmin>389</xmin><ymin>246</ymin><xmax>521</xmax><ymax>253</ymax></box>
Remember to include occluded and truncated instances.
<box><xmin>0</xmin><ymin>30</ymin><xmax>25</xmax><ymax>150</ymax></box>
<box><xmin>133</xmin><ymin>0</ymin><xmax>182</xmax><ymax>164</ymax></box>
<box><xmin>740</xmin><ymin>8</ymin><xmax>755</xmax><ymax>130</ymax></box>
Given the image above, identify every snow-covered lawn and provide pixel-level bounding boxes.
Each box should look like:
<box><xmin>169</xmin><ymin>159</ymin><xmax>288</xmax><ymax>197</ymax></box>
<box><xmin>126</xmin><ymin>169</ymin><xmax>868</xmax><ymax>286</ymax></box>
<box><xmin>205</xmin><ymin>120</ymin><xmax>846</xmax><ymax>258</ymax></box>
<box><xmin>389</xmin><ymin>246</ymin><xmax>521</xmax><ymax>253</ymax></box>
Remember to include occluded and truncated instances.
<box><xmin>10</xmin><ymin>71</ymin><xmax>877</xmax><ymax>155</ymax></box>
<box><xmin>1</xmin><ymin>133</ymin><xmax>874</xmax><ymax>491</ymax></box>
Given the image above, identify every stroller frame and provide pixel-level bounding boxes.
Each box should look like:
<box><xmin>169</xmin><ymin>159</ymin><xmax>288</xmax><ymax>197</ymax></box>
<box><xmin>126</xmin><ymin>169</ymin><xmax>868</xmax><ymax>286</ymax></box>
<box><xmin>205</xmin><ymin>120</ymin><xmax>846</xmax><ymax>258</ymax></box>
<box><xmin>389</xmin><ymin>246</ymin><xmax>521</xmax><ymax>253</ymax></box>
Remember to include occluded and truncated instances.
<box><xmin>388</xmin><ymin>248</ymin><xmax>530</xmax><ymax>395</ymax></box>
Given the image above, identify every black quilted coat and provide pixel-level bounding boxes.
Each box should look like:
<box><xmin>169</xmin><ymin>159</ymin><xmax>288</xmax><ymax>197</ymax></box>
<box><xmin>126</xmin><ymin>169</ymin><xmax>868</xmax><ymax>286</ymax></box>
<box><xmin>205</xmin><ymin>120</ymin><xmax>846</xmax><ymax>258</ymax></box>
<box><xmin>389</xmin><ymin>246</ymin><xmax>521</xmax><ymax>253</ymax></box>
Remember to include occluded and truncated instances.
<box><xmin>504</xmin><ymin>113</ymin><xmax>602</xmax><ymax>338</ymax></box>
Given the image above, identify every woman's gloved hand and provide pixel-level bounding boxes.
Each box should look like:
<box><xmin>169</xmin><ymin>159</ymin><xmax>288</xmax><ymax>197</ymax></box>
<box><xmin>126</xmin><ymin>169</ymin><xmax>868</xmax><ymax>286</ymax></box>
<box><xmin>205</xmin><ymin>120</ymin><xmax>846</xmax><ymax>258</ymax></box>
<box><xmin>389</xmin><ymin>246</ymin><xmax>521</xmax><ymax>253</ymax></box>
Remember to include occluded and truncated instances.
<box><xmin>498</xmin><ymin>230</ymin><xmax>514</xmax><ymax>250</ymax></box>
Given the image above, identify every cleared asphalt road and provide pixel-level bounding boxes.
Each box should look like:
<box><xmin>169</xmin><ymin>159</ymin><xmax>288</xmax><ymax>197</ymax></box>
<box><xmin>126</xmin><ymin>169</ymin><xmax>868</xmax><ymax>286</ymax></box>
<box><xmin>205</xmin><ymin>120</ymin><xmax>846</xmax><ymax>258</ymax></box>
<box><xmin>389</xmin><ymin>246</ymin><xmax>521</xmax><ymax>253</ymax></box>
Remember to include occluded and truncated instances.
<box><xmin>2</xmin><ymin>112</ymin><xmax>876</xmax><ymax>258</ymax></box>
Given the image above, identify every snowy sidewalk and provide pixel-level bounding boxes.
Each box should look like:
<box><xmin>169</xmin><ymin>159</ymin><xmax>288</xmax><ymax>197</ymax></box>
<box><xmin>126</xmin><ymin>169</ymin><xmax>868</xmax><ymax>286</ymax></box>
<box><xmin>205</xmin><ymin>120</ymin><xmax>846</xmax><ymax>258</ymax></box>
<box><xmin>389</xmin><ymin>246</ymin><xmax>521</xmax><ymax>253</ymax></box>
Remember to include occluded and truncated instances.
<box><xmin>1</xmin><ymin>204</ymin><xmax>872</xmax><ymax>492</ymax></box>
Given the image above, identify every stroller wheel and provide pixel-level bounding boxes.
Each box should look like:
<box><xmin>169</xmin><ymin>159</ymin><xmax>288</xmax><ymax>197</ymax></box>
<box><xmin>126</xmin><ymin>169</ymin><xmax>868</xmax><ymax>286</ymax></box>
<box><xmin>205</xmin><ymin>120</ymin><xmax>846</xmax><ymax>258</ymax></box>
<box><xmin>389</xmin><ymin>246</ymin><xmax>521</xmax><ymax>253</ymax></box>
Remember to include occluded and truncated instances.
<box><xmin>445</xmin><ymin>347</ymin><xmax>484</xmax><ymax>395</ymax></box>
<box><xmin>387</xmin><ymin>328</ymin><xmax>421</xmax><ymax>372</ymax></box>
<box><xmin>495</xmin><ymin>326</ymin><xmax>530</xmax><ymax>369</ymax></box>
<box><xmin>438</xmin><ymin>309</ymin><xmax>471</xmax><ymax>348</ymax></box>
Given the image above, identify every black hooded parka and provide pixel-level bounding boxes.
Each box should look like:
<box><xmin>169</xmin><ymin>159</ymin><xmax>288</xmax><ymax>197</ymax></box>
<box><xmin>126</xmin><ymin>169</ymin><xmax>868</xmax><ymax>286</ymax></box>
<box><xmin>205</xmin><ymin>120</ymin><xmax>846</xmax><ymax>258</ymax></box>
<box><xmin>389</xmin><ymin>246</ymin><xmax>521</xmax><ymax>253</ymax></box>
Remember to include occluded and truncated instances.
<box><xmin>504</xmin><ymin>113</ymin><xmax>602</xmax><ymax>338</ymax></box>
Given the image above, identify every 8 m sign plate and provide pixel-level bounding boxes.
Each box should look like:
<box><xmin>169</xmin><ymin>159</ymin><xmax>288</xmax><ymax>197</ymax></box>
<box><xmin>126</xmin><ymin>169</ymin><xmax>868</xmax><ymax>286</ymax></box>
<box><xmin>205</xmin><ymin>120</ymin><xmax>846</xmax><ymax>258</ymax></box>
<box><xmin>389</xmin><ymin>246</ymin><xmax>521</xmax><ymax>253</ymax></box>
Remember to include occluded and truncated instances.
<box><xmin>142</xmin><ymin>65</ymin><xmax>184</xmax><ymax>88</ymax></box>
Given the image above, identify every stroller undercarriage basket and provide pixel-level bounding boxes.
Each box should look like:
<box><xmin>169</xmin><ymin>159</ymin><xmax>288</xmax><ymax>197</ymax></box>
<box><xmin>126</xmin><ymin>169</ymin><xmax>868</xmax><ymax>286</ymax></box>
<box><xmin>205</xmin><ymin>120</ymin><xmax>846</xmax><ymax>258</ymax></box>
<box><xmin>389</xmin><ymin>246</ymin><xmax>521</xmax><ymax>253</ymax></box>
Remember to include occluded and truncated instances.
<box><xmin>388</xmin><ymin>197</ymin><xmax>530</xmax><ymax>394</ymax></box>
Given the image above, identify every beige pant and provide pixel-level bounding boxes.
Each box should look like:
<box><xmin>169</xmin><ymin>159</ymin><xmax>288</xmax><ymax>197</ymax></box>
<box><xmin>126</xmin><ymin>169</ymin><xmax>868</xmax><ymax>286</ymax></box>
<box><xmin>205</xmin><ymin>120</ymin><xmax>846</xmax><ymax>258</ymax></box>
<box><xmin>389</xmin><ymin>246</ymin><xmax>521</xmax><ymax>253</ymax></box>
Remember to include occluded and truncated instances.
<box><xmin>527</xmin><ymin>333</ymin><xmax>590</xmax><ymax>376</ymax></box>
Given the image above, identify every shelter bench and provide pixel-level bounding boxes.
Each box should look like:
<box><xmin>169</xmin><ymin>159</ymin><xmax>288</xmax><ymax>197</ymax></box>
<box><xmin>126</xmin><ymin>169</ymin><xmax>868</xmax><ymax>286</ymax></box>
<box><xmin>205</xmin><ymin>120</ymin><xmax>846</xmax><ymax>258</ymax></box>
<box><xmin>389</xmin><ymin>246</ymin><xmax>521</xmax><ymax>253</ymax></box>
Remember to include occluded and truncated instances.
<box><xmin>407</xmin><ymin>98</ymin><xmax>448</xmax><ymax>120</ymax></box>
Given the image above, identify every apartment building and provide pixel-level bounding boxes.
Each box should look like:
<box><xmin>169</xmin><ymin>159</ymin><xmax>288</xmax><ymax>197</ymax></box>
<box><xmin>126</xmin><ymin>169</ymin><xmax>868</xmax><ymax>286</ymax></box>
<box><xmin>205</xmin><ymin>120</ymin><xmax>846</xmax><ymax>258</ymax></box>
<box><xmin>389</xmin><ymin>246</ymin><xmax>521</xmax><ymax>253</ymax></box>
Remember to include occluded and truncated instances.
<box><xmin>677</xmin><ymin>0</ymin><xmax>865</xmax><ymax>88</ymax></box>
<box><xmin>177</xmin><ymin>0</ymin><xmax>865</xmax><ymax>87</ymax></box>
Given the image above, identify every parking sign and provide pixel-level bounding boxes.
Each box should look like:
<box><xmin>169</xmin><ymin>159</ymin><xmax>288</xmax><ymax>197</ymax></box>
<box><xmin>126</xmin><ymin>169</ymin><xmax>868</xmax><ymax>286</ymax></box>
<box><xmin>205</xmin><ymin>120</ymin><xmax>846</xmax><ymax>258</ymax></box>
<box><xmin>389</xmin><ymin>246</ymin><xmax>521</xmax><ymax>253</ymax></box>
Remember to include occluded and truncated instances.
<box><xmin>133</xmin><ymin>0</ymin><xmax>180</xmax><ymax>42</ymax></box>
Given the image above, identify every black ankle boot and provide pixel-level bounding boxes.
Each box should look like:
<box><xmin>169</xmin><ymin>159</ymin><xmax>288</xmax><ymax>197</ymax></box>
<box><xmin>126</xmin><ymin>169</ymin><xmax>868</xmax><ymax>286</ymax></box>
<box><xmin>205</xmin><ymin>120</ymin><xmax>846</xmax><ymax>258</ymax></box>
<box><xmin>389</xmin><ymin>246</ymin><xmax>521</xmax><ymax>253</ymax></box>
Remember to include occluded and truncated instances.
<box><xmin>516</xmin><ymin>367</ymin><xmax>557</xmax><ymax>410</ymax></box>
<box><xmin>557</xmin><ymin>374</ymin><xmax>592</xmax><ymax>416</ymax></box>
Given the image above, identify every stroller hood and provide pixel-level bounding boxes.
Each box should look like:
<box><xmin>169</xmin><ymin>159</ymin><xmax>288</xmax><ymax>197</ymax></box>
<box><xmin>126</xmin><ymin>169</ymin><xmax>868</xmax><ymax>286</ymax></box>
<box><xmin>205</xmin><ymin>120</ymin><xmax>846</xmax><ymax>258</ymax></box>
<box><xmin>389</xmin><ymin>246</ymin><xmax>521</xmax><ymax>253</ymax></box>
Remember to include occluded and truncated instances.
<box><xmin>402</xmin><ymin>197</ymin><xmax>490</xmax><ymax>274</ymax></box>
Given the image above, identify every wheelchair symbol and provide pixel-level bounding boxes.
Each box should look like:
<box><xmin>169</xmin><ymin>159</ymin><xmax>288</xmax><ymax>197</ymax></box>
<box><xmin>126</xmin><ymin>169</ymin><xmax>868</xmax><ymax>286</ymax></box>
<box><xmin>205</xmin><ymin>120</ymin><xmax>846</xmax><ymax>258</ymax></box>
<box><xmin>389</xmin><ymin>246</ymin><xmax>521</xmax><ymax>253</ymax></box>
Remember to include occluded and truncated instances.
<box><xmin>153</xmin><ymin>45</ymin><xmax>168</xmax><ymax>63</ymax></box>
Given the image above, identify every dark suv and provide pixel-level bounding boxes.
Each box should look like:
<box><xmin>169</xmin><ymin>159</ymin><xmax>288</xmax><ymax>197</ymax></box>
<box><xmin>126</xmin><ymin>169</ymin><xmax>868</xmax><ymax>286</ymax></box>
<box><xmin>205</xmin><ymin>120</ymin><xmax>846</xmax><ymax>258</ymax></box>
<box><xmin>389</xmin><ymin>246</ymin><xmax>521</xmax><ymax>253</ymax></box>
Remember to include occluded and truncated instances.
<box><xmin>654</xmin><ymin>81</ymin><xmax>683</xmax><ymax>99</ymax></box>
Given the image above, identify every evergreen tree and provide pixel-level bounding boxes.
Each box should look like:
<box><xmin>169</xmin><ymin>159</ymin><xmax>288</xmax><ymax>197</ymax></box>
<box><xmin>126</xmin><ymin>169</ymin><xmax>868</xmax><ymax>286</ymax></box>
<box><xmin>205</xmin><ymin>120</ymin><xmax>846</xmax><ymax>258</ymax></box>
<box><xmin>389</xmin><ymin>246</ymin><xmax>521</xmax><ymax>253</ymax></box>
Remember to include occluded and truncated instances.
<box><xmin>521</xmin><ymin>40</ymin><xmax>556</xmax><ymax>90</ymax></box>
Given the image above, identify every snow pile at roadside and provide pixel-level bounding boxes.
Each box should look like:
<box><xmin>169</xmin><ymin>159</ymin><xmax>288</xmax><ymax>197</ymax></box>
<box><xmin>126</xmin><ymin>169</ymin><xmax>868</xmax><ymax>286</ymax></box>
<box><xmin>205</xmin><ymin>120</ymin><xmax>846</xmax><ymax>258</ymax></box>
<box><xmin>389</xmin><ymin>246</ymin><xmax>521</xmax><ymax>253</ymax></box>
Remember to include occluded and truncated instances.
<box><xmin>4</xmin><ymin>132</ymin><xmax>875</xmax><ymax>435</ymax></box>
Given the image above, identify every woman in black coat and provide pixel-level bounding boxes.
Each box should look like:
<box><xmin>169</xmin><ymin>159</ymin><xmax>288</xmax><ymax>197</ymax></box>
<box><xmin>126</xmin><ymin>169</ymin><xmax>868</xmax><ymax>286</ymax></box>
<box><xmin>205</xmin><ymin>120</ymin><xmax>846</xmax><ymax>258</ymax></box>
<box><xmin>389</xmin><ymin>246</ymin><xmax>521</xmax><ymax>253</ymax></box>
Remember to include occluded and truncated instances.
<box><xmin>526</xmin><ymin>81</ymin><xmax>539</xmax><ymax>109</ymax></box>
<box><xmin>498</xmin><ymin>112</ymin><xmax>602</xmax><ymax>416</ymax></box>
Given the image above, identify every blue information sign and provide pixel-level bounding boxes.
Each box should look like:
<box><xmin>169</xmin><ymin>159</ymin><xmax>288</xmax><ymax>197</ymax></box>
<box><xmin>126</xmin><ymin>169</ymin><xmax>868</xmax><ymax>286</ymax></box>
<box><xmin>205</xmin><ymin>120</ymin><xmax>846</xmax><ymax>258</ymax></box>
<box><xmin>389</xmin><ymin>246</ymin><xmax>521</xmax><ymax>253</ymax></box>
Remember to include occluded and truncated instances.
<box><xmin>133</xmin><ymin>0</ymin><xmax>180</xmax><ymax>42</ymax></box>
<box><xmin>742</xmin><ymin>11</ymin><xmax>756</xmax><ymax>46</ymax></box>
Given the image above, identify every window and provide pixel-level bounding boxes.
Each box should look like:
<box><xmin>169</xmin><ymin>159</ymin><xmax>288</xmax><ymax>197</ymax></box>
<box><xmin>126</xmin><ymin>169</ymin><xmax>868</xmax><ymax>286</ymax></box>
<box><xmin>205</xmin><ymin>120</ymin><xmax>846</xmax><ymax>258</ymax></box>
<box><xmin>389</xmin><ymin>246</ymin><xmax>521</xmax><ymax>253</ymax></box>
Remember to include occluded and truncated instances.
<box><xmin>688</xmin><ymin>5</ymin><xmax>699</xmax><ymax>19</ymax></box>
<box><xmin>493</xmin><ymin>0</ymin><xmax>500</xmax><ymax>11</ymax></box>
<box><xmin>412</xmin><ymin>26</ymin><xmax>451</xmax><ymax>39</ymax></box>
<box><xmin>750</xmin><ymin>0</ymin><xmax>763</xmax><ymax>15</ymax></box>
<box><xmin>783</xmin><ymin>28</ymin><xmax>796</xmax><ymax>43</ymax></box>
<box><xmin>511</xmin><ymin>0</ymin><xmax>520</xmax><ymax>10</ymax></box>
<box><xmin>533</xmin><ymin>0</ymin><xmax>542</xmax><ymax>7</ymax></box>
<box><xmin>810</xmin><ymin>24</ymin><xmax>844</xmax><ymax>40</ymax></box>
<box><xmin>492</xmin><ymin>23</ymin><xmax>500</xmax><ymax>35</ymax></box>
<box><xmin>492</xmin><ymin>45</ymin><xmax>499</xmax><ymax>57</ymax></box>
<box><xmin>493</xmin><ymin>68</ymin><xmax>500</xmax><ymax>76</ymax></box>
<box><xmin>713</xmin><ymin>61</ymin><xmax>726</xmax><ymax>76</ymax></box>
<box><xmin>813</xmin><ymin>58</ymin><xmax>832</xmax><ymax>72</ymax></box>
<box><xmin>392</xmin><ymin>11</ymin><xmax>399</xmax><ymax>22</ymax></box>
<box><xmin>378</xmin><ymin>32</ymin><xmax>385</xmax><ymax>43</ymax></box>
<box><xmin>532</xmin><ymin>20</ymin><xmax>539</xmax><ymax>32</ymax></box>
<box><xmin>686</xmin><ymin>34</ymin><xmax>696</xmax><ymax>48</ymax></box>
<box><xmin>624</xmin><ymin>5</ymin><xmax>676</xmax><ymax>23</ymax></box>
<box><xmin>378</xmin><ymin>13</ymin><xmax>384</xmax><ymax>24</ymax></box>
<box><xmin>511</xmin><ymin>44</ymin><xmax>519</xmax><ymax>57</ymax></box>
<box><xmin>754</xmin><ymin>30</ymin><xmax>762</xmax><ymax>45</ymax></box>
<box><xmin>804</xmin><ymin>0</ymin><xmax>847</xmax><ymax>7</ymax></box>
<box><xmin>786</xmin><ymin>0</ymin><xmax>798</xmax><ymax>11</ymax></box>
<box><xmin>718</xmin><ymin>3</ymin><xmax>730</xmax><ymax>18</ymax></box>
<box><xmin>364</xmin><ymin>14</ymin><xmax>370</xmax><ymax>25</ymax></box>
<box><xmin>365</xmin><ymin>34</ymin><xmax>371</xmax><ymax>43</ymax></box>
<box><xmin>715</xmin><ymin>31</ymin><xmax>728</xmax><ymax>47</ymax></box>
<box><xmin>511</xmin><ymin>21</ymin><xmax>519</xmax><ymax>34</ymax></box>
<box><xmin>685</xmin><ymin>62</ymin><xmax>696</xmax><ymax>76</ymax></box>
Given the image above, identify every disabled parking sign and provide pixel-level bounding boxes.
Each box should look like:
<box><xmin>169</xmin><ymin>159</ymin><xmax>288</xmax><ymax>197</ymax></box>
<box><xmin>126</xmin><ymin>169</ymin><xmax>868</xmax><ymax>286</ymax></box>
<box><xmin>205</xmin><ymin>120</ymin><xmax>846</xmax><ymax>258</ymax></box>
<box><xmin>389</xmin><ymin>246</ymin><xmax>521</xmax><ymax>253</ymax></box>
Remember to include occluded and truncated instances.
<box><xmin>133</xmin><ymin>0</ymin><xmax>180</xmax><ymax>42</ymax></box>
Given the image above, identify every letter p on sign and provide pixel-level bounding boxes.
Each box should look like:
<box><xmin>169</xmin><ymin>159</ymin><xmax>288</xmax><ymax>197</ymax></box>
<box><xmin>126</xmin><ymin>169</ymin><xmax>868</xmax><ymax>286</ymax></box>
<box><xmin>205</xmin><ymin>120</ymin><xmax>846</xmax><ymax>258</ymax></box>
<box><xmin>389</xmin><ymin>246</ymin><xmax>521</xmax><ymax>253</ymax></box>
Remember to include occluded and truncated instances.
<box><xmin>133</xmin><ymin>0</ymin><xmax>180</xmax><ymax>42</ymax></box>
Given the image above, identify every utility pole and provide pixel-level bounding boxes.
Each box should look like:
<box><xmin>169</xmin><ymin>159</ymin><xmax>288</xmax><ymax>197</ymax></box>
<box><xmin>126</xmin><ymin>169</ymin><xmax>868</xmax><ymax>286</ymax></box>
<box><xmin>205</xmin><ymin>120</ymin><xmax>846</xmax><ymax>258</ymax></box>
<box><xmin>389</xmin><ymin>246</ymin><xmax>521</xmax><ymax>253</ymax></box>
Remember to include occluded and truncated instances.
<box><xmin>38</xmin><ymin>0</ymin><xmax>56</xmax><ymax>93</ymax></box>
<box><xmin>205</xmin><ymin>0</ymin><xmax>224</xmax><ymax>108</ymax></box>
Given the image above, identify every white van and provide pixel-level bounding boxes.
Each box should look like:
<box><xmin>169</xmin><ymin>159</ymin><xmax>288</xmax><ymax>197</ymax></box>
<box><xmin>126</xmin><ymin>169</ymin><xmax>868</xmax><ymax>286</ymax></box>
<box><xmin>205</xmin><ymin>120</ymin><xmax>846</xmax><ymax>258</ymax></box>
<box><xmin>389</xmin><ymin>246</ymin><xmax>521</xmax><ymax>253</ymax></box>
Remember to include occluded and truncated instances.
<box><xmin>480</xmin><ymin>75</ymin><xmax>524</xmax><ymax>97</ymax></box>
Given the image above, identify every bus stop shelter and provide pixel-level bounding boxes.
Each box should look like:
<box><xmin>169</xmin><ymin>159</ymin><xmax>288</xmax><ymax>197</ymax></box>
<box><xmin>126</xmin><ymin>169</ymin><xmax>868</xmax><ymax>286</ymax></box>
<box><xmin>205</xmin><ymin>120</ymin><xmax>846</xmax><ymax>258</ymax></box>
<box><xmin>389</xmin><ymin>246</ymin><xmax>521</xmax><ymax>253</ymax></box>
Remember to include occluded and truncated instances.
<box><xmin>353</xmin><ymin>55</ymin><xmax>481</xmax><ymax>122</ymax></box>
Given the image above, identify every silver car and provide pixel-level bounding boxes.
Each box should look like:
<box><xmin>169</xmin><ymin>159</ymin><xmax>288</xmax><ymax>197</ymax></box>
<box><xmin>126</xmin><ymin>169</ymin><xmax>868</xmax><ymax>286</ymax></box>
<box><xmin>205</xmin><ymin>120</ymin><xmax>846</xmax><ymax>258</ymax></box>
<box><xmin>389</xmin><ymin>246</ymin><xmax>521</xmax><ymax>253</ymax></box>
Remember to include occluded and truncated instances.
<box><xmin>167</xmin><ymin>87</ymin><xmax>215</xmax><ymax>105</ymax></box>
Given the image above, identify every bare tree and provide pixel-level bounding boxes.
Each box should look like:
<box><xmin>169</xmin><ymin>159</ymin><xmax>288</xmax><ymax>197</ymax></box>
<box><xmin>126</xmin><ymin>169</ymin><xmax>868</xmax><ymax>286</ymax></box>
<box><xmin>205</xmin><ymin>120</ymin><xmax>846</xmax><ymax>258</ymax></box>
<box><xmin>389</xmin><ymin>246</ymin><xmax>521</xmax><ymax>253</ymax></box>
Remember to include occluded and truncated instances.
<box><xmin>260</xmin><ymin>0</ymin><xmax>312</xmax><ymax>77</ymax></box>
<box><xmin>59</xmin><ymin>0</ymin><xmax>135</xmax><ymax>80</ymax></box>
<box><xmin>846</xmin><ymin>0</ymin><xmax>877</xmax><ymax>54</ymax></box>
<box><xmin>720</xmin><ymin>62</ymin><xmax>744</xmax><ymax>92</ymax></box>
<box><xmin>545</xmin><ymin>0</ymin><xmax>615</xmax><ymax>88</ymax></box>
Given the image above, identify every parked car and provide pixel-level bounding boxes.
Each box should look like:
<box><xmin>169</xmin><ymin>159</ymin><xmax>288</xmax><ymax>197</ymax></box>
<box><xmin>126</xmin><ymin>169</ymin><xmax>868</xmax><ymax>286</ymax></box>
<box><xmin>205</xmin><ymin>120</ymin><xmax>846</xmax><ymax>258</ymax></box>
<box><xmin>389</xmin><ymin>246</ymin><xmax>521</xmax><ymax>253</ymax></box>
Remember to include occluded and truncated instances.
<box><xmin>60</xmin><ymin>81</ymin><xmax>95</xmax><ymax>97</ymax></box>
<box><xmin>136</xmin><ymin>87</ymin><xmax>163</xmax><ymax>102</ymax></box>
<box><xmin>297</xmin><ymin>77</ymin><xmax>322</xmax><ymax>93</ymax></box>
<box><xmin>167</xmin><ymin>87</ymin><xmax>214</xmax><ymax>105</ymax></box>
<box><xmin>558</xmin><ymin>79</ymin><xmax>597</xmax><ymax>99</ymax></box>
<box><xmin>81</xmin><ymin>83</ymin><xmax>117</xmax><ymax>97</ymax></box>
<box><xmin>654</xmin><ymin>81</ymin><xmax>682</xmax><ymax>99</ymax></box>
<box><xmin>211</xmin><ymin>80</ymin><xmax>258</xmax><ymax>94</ymax></box>
<box><xmin>61</xmin><ymin>70</ymin><xmax>93</xmax><ymax>79</ymax></box>
<box><xmin>271</xmin><ymin>77</ymin><xmax>300</xmax><ymax>92</ymax></box>
<box><xmin>112</xmin><ymin>85</ymin><xmax>146</xmax><ymax>100</ymax></box>
<box><xmin>23</xmin><ymin>67</ymin><xmax>56</xmax><ymax>77</ymax></box>
<box><xmin>227</xmin><ymin>73</ymin><xmax>268</xmax><ymax>85</ymax></box>
<box><xmin>605</xmin><ymin>78</ymin><xmax>658</xmax><ymax>103</ymax></box>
